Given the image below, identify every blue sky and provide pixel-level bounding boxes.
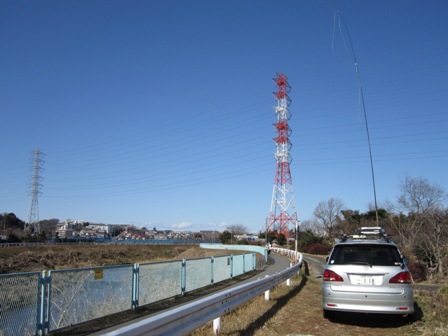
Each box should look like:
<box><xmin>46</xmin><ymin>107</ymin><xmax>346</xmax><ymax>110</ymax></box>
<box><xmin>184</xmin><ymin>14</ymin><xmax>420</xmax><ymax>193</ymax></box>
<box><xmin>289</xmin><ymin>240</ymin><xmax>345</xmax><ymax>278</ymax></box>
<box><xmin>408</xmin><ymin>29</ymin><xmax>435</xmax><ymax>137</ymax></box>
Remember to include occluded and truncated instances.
<box><xmin>1</xmin><ymin>1</ymin><xmax>447</xmax><ymax>234</ymax></box>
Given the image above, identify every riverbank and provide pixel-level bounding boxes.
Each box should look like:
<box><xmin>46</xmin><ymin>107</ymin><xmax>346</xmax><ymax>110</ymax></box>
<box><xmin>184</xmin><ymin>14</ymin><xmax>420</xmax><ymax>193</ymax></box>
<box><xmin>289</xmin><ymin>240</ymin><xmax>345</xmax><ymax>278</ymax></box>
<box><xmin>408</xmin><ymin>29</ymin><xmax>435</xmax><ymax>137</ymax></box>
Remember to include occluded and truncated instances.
<box><xmin>0</xmin><ymin>244</ymin><xmax>231</xmax><ymax>274</ymax></box>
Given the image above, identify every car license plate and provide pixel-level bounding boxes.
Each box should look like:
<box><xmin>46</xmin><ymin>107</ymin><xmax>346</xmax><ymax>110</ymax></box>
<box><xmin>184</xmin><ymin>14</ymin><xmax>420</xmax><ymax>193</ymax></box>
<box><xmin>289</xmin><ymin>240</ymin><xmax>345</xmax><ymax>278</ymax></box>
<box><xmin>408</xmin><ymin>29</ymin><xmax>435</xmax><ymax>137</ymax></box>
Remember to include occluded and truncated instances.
<box><xmin>350</xmin><ymin>275</ymin><xmax>378</xmax><ymax>285</ymax></box>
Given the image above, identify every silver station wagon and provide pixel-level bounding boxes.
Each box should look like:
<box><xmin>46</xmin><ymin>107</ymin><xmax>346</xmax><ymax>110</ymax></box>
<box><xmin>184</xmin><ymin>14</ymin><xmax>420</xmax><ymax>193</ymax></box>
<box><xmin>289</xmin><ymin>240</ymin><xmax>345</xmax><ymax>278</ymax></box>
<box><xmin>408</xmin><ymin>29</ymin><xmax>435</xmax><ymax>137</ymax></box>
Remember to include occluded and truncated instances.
<box><xmin>322</xmin><ymin>227</ymin><xmax>414</xmax><ymax>318</ymax></box>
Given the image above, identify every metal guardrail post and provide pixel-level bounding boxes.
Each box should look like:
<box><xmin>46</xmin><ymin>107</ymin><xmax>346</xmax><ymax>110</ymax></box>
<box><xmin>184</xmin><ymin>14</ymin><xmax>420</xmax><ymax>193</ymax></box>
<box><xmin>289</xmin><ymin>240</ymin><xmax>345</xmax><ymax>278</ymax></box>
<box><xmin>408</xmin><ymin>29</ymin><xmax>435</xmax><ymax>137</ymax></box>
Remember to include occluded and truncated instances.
<box><xmin>243</xmin><ymin>254</ymin><xmax>245</xmax><ymax>274</ymax></box>
<box><xmin>37</xmin><ymin>271</ymin><xmax>47</xmax><ymax>335</ymax></box>
<box><xmin>44</xmin><ymin>270</ymin><xmax>52</xmax><ymax>335</ymax></box>
<box><xmin>132</xmin><ymin>264</ymin><xmax>139</xmax><ymax>309</ymax></box>
<box><xmin>181</xmin><ymin>259</ymin><xmax>186</xmax><ymax>295</ymax></box>
<box><xmin>211</xmin><ymin>257</ymin><xmax>214</xmax><ymax>285</ymax></box>
<box><xmin>213</xmin><ymin>316</ymin><xmax>221</xmax><ymax>335</ymax></box>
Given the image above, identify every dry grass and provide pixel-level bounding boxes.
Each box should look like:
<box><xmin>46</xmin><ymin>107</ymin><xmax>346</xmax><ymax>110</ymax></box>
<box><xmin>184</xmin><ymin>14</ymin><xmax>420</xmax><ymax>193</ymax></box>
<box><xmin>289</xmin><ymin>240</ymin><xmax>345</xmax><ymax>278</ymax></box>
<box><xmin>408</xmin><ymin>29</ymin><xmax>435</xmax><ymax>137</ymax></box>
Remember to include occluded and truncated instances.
<box><xmin>0</xmin><ymin>244</ymin><xmax>234</xmax><ymax>274</ymax></box>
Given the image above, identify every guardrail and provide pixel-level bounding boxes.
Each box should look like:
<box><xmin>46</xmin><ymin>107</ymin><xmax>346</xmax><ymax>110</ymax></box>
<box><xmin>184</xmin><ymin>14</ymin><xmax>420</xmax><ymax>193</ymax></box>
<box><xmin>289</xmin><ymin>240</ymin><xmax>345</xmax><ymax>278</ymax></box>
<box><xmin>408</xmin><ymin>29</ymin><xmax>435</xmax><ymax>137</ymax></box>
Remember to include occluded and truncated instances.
<box><xmin>270</xmin><ymin>246</ymin><xmax>301</xmax><ymax>262</ymax></box>
<box><xmin>0</xmin><ymin>252</ymin><xmax>257</xmax><ymax>336</ymax></box>
<box><xmin>102</xmin><ymin>248</ymin><xmax>303</xmax><ymax>336</ymax></box>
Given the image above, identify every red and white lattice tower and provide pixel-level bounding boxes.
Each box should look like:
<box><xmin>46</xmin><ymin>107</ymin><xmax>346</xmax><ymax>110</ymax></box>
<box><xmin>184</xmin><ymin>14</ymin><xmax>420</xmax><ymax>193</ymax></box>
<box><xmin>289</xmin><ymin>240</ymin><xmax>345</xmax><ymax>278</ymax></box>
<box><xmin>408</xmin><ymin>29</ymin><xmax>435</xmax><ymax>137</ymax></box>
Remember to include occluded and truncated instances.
<box><xmin>267</xmin><ymin>73</ymin><xmax>298</xmax><ymax>237</ymax></box>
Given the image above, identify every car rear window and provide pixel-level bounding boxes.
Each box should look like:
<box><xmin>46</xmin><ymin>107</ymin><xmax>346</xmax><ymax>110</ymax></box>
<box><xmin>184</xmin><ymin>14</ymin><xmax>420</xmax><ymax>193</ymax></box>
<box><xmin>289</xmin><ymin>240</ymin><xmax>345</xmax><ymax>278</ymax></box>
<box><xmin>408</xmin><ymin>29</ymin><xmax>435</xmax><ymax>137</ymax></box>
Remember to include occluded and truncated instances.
<box><xmin>329</xmin><ymin>244</ymin><xmax>402</xmax><ymax>266</ymax></box>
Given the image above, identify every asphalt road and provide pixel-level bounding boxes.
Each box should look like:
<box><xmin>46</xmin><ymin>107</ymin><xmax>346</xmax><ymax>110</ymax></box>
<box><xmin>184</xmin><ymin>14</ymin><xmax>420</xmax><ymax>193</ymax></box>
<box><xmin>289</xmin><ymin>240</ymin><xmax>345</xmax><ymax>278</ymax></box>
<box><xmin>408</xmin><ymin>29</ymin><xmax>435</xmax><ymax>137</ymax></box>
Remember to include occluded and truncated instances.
<box><xmin>302</xmin><ymin>253</ymin><xmax>326</xmax><ymax>278</ymax></box>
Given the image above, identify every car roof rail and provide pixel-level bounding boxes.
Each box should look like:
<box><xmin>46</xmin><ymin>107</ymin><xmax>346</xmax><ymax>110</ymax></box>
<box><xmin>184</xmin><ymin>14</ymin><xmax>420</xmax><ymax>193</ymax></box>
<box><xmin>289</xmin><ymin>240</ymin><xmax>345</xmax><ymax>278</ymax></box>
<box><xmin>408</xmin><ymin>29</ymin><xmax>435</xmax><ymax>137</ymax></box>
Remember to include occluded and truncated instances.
<box><xmin>339</xmin><ymin>227</ymin><xmax>391</xmax><ymax>243</ymax></box>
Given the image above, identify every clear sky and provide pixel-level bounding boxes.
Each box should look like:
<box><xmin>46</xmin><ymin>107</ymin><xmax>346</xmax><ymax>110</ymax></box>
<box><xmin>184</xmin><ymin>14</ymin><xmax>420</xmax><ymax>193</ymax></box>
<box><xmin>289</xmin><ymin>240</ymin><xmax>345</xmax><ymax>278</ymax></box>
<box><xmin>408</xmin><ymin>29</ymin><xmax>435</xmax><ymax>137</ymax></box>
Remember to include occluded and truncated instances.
<box><xmin>1</xmin><ymin>1</ymin><xmax>447</xmax><ymax>234</ymax></box>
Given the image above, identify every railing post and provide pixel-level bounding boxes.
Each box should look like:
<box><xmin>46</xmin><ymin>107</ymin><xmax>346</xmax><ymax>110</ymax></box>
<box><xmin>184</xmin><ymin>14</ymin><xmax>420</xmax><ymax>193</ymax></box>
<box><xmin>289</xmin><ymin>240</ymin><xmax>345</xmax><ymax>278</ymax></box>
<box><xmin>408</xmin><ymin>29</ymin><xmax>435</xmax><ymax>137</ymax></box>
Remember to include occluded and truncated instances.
<box><xmin>36</xmin><ymin>270</ymin><xmax>47</xmax><ymax>336</ymax></box>
<box><xmin>43</xmin><ymin>270</ymin><xmax>52</xmax><ymax>335</ymax></box>
<box><xmin>132</xmin><ymin>264</ymin><xmax>139</xmax><ymax>309</ymax></box>
<box><xmin>264</xmin><ymin>275</ymin><xmax>270</xmax><ymax>301</ymax></box>
<box><xmin>243</xmin><ymin>254</ymin><xmax>245</xmax><ymax>274</ymax></box>
<box><xmin>213</xmin><ymin>316</ymin><xmax>222</xmax><ymax>335</ymax></box>
<box><xmin>211</xmin><ymin>257</ymin><xmax>214</xmax><ymax>285</ymax></box>
<box><xmin>230</xmin><ymin>255</ymin><xmax>234</xmax><ymax>278</ymax></box>
<box><xmin>181</xmin><ymin>259</ymin><xmax>187</xmax><ymax>295</ymax></box>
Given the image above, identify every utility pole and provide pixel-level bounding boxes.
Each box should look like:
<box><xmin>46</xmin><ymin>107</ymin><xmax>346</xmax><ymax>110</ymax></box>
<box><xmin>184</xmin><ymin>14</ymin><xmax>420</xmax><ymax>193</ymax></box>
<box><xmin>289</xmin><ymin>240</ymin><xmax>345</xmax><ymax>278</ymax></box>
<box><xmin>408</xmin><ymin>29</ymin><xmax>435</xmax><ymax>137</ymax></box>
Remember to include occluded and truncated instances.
<box><xmin>26</xmin><ymin>149</ymin><xmax>45</xmax><ymax>234</ymax></box>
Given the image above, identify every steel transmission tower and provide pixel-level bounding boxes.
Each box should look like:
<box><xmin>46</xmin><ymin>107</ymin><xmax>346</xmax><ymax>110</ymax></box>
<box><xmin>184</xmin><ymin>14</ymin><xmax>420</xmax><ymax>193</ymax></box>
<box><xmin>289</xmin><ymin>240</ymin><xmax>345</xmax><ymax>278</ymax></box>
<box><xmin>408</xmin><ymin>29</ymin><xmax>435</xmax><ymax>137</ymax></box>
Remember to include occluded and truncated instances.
<box><xmin>267</xmin><ymin>73</ymin><xmax>298</xmax><ymax>238</ymax></box>
<box><xmin>26</xmin><ymin>149</ymin><xmax>45</xmax><ymax>234</ymax></box>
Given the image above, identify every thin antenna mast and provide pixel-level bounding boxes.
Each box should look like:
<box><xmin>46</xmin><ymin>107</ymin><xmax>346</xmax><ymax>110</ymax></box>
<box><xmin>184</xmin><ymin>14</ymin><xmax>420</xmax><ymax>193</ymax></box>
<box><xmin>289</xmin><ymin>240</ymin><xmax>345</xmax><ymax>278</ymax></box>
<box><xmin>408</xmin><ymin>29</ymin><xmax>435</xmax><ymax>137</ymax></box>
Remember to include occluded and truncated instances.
<box><xmin>335</xmin><ymin>11</ymin><xmax>379</xmax><ymax>225</ymax></box>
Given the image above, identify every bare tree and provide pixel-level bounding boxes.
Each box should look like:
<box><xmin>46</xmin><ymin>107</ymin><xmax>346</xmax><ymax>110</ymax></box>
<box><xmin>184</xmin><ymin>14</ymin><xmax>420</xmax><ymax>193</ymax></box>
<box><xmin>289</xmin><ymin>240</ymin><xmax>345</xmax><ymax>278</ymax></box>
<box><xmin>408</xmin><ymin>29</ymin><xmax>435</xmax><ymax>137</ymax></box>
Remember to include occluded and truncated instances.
<box><xmin>313</xmin><ymin>198</ymin><xmax>345</xmax><ymax>238</ymax></box>
<box><xmin>418</xmin><ymin>208</ymin><xmax>448</xmax><ymax>277</ymax></box>
<box><xmin>226</xmin><ymin>224</ymin><xmax>248</xmax><ymax>236</ymax></box>
<box><xmin>394</xmin><ymin>176</ymin><xmax>447</xmax><ymax>251</ymax></box>
<box><xmin>300</xmin><ymin>218</ymin><xmax>325</xmax><ymax>236</ymax></box>
<box><xmin>398</xmin><ymin>175</ymin><xmax>446</xmax><ymax>215</ymax></box>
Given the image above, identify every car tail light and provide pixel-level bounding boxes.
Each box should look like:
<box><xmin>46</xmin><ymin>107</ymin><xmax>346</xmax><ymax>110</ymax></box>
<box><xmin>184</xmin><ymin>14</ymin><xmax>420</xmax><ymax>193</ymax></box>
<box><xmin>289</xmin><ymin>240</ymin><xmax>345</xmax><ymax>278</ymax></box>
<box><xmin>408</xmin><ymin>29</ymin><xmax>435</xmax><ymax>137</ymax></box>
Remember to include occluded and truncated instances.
<box><xmin>389</xmin><ymin>271</ymin><xmax>412</xmax><ymax>284</ymax></box>
<box><xmin>323</xmin><ymin>269</ymin><xmax>343</xmax><ymax>282</ymax></box>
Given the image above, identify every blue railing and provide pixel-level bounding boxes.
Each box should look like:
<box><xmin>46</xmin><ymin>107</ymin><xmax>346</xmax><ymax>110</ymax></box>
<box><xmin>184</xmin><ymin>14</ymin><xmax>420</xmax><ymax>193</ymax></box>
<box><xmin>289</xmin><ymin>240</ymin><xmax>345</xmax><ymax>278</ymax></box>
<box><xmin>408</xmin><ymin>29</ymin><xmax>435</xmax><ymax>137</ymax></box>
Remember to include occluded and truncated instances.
<box><xmin>200</xmin><ymin>243</ymin><xmax>269</xmax><ymax>261</ymax></box>
<box><xmin>0</xmin><ymin>253</ymin><xmax>258</xmax><ymax>336</ymax></box>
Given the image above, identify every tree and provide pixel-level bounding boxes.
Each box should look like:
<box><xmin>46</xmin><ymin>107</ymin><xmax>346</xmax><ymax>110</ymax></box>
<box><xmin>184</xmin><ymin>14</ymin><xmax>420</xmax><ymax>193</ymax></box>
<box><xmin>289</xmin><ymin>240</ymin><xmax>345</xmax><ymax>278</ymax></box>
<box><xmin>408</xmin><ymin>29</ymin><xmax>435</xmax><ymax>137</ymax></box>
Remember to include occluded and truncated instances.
<box><xmin>398</xmin><ymin>175</ymin><xmax>446</xmax><ymax>215</ymax></box>
<box><xmin>39</xmin><ymin>219</ymin><xmax>59</xmax><ymax>235</ymax></box>
<box><xmin>226</xmin><ymin>224</ymin><xmax>248</xmax><ymax>236</ymax></box>
<box><xmin>417</xmin><ymin>208</ymin><xmax>448</xmax><ymax>277</ymax></box>
<box><xmin>1</xmin><ymin>213</ymin><xmax>25</xmax><ymax>230</ymax></box>
<box><xmin>297</xmin><ymin>230</ymin><xmax>321</xmax><ymax>249</ymax></box>
<box><xmin>300</xmin><ymin>218</ymin><xmax>325</xmax><ymax>236</ymax></box>
<box><xmin>219</xmin><ymin>231</ymin><xmax>231</xmax><ymax>244</ymax></box>
<box><xmin>394</xmin><ymin>176</ymin><xmax>447</xmax><ymax>252</ymax></box>
<box><xmin>276</xmin><ymin>233</ymin><xmax>287</xmax><ymax>246</ymax></box>
<box><xmin>7</xmin><ymin>232</ymin><xmax>21</xmax><ymax>243</ymax></box>
<box><xmin>313</xmin><ymin>198</ymin><xmax>345</xmax><ymax>239</ymax></box>
<box><xmin>338</xmin><ymin>209</ymin><xmax>362</xmax><ymax>235</ymax></box>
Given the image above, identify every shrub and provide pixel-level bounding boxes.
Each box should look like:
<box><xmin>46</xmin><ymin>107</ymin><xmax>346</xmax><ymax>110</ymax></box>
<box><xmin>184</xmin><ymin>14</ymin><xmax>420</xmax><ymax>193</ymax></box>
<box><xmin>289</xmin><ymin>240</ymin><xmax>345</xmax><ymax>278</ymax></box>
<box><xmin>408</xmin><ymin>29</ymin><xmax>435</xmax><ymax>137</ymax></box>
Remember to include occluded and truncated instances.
<box><xmin>302</xmin><ymin>242</ymin><xmax>331</xmax><ymax>255</ymax></box>
<box><xmin>408</xmin><ymin>260</ymin><xmax>427</xmax><ymax>282</ymax></box>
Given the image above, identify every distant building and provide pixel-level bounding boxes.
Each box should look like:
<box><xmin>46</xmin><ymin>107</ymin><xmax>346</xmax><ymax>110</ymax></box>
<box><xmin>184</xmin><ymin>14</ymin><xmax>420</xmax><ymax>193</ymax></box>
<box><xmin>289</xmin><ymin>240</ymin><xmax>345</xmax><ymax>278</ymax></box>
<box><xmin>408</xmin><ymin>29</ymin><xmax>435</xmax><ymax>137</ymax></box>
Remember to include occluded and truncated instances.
<box><xmin>56</xmin><ymin>227</ymin><xmax>73</xmax><ymax>239</ymax></box>
<box><xmin>200</xmin><ymin>230</ymin><xmax>220</xmax><ymax>242</ymax></box>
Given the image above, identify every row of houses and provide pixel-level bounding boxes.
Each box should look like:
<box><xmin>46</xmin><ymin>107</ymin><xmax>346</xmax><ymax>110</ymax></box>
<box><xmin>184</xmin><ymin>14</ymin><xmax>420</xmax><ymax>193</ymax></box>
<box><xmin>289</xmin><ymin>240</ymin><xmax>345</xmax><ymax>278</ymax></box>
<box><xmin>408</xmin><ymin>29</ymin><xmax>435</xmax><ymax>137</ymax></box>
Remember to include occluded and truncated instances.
<box><xmin>55</xmin><ymin>220</ymin><xmax>124</xmax><ymax>239</ymax></box>
<box><xmin>55</xmin><ymin>220</ymin><xmax>223</xmax><ymax>241</ymax></box>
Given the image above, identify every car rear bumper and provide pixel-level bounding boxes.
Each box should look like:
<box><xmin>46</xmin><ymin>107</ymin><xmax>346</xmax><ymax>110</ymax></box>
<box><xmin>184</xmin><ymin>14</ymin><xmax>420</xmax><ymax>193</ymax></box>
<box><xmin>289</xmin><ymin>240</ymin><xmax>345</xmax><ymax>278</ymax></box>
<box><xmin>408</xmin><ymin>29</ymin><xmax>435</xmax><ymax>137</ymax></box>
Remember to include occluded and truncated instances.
<box><xmin>322</xmin><ymin>285</ymin><xmax>414</xmax><ymax>314</ymax></box>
